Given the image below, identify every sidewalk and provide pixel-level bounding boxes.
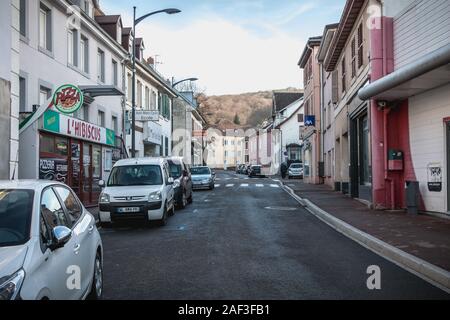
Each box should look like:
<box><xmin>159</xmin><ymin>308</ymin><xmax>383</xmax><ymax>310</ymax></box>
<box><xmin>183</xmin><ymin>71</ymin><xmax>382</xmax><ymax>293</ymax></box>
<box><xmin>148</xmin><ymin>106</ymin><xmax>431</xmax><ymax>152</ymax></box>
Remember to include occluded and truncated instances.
<box><xmin>280</xmin><ymin>178</ymin><xmax>450</xmax><ymax>273</ymax></box>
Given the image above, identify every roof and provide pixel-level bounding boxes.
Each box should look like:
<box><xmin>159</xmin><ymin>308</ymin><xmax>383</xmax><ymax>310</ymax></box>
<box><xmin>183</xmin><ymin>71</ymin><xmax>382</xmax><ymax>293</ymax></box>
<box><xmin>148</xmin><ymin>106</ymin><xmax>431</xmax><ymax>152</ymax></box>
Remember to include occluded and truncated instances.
<box><xmin>275</xmin><ymin>99</ymin><xmax>304</xmax><ymax>129</ymax></box>
<box><xmin>324</xmin><ymin>0</ymin><xmax>365</xmax><ymax>72</ymax></box>
<box><xmin>94</xmin><ymin>15</ymin><xmax>122</xmax><ymax>25</ymax></box>
<box><xmin>298</xmin><ymin>36</ymin><xmax>322</xmax><ymax>68</ymax></box>
<box><xmin>0</xmin><ymin>180</ymin><xmax>65</xmax><ymax>190</ymax></box>
<box><xmin>273</xmin><ymin>91</ymin><xmax>304</xmax><ymax>113</ymax></box>
<box><xmin>122</xmin><ymin>27</ymin><xmax>132</xmax><ymax>35</ymax></box>
<box><xmin>113</xmin><ymin>158</ymin><xmax>166</xmax><ymax>167</ymax></box>
<box><xmin>317</xmin><ymin>23</ymin><xmax>339</xmax><ymax>63</ymax></box>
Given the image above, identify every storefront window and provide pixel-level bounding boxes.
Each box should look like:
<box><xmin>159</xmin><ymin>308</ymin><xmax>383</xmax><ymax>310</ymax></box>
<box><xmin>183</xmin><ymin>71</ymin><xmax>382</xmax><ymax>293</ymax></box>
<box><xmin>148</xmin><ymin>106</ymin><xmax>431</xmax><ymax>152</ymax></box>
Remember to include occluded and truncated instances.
<box><xmin>92</xmin><ymin>145</ymin><xmax>102</xmax><ymax>193</ymax></box>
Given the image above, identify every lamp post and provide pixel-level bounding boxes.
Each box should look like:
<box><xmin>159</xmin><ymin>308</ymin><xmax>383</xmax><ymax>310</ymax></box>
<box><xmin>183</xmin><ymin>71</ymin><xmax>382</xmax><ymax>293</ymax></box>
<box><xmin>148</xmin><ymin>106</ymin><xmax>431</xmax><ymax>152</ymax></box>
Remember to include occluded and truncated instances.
<box><xmin>172</xmin><ymin>77</ymin><xmax>199</xmax><ymax>88</ymax></box>
<box><xmin>131</xmin><ymin>7</ymin><xmax>181</xmax><ymax>158</ymax></box>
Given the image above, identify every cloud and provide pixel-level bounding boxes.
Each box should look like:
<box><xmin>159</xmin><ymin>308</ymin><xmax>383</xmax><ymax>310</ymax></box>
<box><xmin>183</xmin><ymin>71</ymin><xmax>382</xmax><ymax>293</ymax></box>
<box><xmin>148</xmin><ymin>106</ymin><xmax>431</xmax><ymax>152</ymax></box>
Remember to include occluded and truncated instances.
<box><xmin>275</xmin><ymin>3</ymin><xmax>316</xmax><ymax>26</ymax></box>
<box><xmin>137</xmin><ymin>16</ymin><xmax>304</xmax><ymax>95</ymax></box>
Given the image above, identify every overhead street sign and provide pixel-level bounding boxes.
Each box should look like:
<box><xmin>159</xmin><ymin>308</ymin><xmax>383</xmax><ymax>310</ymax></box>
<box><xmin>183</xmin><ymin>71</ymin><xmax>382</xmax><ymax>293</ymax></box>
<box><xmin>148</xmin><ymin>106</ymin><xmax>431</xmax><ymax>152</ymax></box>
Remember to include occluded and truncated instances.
<box><xmin>128</xmin><ymin>110</ymin><xmax>160</xmax><ymax>122</ymax></box>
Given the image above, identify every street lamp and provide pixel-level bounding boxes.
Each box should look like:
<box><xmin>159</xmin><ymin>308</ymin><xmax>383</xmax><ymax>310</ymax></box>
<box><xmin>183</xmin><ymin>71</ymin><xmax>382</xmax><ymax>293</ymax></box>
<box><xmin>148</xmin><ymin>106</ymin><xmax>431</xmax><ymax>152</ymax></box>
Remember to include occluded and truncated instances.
<box><xmin>131</xmin><ymin>7</ymin><xmax>181</xmax><ymax>158</ymax></box>
<box><xmin>172</xmin><ymin>77</ymin><xmax>199</xmax><ymax>88</ymax></box>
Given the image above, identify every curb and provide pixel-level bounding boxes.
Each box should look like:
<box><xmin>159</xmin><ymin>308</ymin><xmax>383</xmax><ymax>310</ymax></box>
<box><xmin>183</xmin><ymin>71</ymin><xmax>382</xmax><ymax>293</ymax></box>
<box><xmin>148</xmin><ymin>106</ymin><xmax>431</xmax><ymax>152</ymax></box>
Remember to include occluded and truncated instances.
<box><xmin>280</xmin><ymin>183</ymin><xmax>450</xmax><ymax>293</ymax></box>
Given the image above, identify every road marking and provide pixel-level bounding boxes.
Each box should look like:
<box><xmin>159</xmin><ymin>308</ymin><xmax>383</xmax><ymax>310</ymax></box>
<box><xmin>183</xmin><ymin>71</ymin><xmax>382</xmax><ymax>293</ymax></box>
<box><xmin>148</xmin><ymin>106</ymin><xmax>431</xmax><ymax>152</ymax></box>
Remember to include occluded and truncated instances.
<box><xmin>226</xmin><ymin>184</ymin><xmax>234</xmax><ymax>187</ymax></box>
<box><xmin>214</xmin><ymin>184</ymin><xmax>221</xmax><ymax>188</ymax></box>
<box><xmin>256</xmin><ymin>184</ymin><xmax>264</xmax><ymax>187</ymax></box>
<box><xmin>240</xmin><ymin>184</ymin><xmax>249</xmax><ymax>187</ymax></box>
<box><xmin>270</xmin><ymin>184</ymin><xmax>280</xmax><ymax>188</ymax></box>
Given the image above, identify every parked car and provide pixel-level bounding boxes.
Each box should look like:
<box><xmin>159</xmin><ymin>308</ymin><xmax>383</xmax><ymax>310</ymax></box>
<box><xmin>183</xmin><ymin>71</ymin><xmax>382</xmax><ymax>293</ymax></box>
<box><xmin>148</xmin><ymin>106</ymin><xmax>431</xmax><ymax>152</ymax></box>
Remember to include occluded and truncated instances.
<box><xmin>98</xmin><ymin>158</ymin><xmax>175</xmax><ymax>227</ymax></box>
<box><xmin>248</xmin><ymin>165</ymin><xmax>263</xmax><ymax>178</ymax></box>
<box><xmin>167</xmin><ymin>157</ymin><xmax>193</xmax><ymax>209</ymax></box>
<box><xmin>244</xmin><ymin>165</ymin><xmax>251</xmax><ymax>175</ymax></box>
<box><xmin>0</xmin><ymin>180</ymin><xmax>103</xmax><ymax>300</ymax></box>
<box><xmin>236</xmin><ymin>164</ymin><xmax>245</xmax><ymax>174</ymax></box>
<box><xmin>191</xmin><ymin>166</ymin><xmax>215</xmax><ymax>190</ymax></box>
<box><xmin>288</xmin><ymin>163</ymin><xmax>304</xmax><ymax>179</ymax></box>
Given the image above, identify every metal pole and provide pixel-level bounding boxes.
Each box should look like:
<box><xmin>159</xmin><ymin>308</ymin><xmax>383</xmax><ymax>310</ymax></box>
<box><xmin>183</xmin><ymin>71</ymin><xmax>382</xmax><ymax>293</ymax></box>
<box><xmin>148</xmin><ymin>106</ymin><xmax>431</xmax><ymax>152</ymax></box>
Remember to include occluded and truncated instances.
<box><xmin>131</xmin><ymin>6</ymin><xmax>137</xmax><ymax>158</ymax></box>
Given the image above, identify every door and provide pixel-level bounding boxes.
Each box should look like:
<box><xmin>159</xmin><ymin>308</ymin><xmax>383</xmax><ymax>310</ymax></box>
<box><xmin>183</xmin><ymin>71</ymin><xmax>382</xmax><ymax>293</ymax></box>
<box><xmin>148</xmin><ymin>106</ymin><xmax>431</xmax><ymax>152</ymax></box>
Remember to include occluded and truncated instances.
<box><xmin>54</xmin><ymin>186</ymin><xmax>96</xmax><ymax>296</ymax></box>
<box><xmin>82</xmin><ymin>143</ymin><xmax>92</xmax><ymax>204</ymax></box>
<box><xmin>69</xmin><ymin>141</ymin><xmax>81</xmax><ymax>196</ymax></box>
<box><xmin>39</xmin><ymin>187</ymin><xmax>80</xmax><ymax>300</ymax></box>
<box><xmin>447</xmin><ymin>122</ymin><xmax>450</xmax><ymax>213</ymax></box>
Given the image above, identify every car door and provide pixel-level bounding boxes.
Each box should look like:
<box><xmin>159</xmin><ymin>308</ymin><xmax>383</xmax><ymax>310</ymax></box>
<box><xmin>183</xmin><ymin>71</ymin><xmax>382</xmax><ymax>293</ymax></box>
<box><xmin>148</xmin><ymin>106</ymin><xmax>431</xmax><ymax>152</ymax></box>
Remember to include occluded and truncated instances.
<box><xmin>54</xmin><ymin>186</ymin><xmax>95</xmax><ymax>298</ymax></box>
<box><xmin>38</xmin><ymin>187</ymin><xmax>80</xmax><ymax>300</ymax></box>
<box><xmin>163</xmin><ymin>164</ymin><xmax>174</xmax><ymax>208</ymax></box>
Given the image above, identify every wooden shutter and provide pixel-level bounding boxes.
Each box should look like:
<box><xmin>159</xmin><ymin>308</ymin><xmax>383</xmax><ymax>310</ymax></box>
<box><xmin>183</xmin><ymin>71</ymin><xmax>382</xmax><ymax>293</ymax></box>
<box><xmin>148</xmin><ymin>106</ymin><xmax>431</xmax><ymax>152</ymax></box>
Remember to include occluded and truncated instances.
<box><xmin>332</xmin><ymin>70</ymin><xmax>338</xmax><ymax>104</ymax></box>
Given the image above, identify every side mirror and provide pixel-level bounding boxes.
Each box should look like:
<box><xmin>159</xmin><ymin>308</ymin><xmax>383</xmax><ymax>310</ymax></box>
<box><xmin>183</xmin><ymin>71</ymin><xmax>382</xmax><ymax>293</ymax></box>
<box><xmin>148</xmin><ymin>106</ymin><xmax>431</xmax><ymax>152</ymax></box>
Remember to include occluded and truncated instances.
<box><xmin>167</xmin><ymin>177</ymin><xmax>174</xmax><ymax>185</ymax></box>
<box><xmin>99</xmin><ymin>180</ymin><xmax>105</xmax><ymax>188</ymax></box>
<box><xmin>50</xmin><ymin>226</ymin><xmax>72</xmax><ymax>251</ymax></box>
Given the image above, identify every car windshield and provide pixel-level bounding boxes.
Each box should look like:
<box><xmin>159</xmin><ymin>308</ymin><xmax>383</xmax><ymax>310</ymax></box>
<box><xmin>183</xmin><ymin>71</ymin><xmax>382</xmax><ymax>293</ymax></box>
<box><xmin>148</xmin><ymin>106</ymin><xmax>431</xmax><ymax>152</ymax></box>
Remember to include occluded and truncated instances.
<box><xmin>108</xmin><ymin>165</ymin><xmax>163</xmax><ymax>186</ymax></box>
<box><xmin>168</xmin><ymin>161</ymin><xmax>183</xmax><ymax>178</ymax></box>
<box><xmin>0</xmin><ymin>189</ymin><xmax>34</xmax><ymax>247</ymax></box>
<box><xmin>290</xmin><ymin>164</ymin><xmax>302</xmax><ymax>169</ymax></box>
<box><xmin>191</xmin><ymin>167</ymin><xmax>211</xmax><ymax>175</ymax></box>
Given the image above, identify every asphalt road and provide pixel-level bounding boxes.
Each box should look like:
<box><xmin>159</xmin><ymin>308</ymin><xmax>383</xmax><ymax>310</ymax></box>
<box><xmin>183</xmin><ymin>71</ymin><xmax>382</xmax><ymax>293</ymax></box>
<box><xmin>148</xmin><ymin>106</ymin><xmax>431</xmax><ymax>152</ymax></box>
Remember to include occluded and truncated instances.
<box><xmin>99</xmin><ymin>171</ymin><xmax>449</xmax><ymax>299</ymax></box>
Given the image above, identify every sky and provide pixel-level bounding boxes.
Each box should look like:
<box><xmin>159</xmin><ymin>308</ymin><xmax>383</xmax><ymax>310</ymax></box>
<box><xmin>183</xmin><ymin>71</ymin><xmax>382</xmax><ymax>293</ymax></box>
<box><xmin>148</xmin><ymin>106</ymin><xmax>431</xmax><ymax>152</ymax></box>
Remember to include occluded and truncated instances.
<box><xmin>100</xmin><ymin>0</ymin><xmax>345</xmax><ymax>96</ymax></box>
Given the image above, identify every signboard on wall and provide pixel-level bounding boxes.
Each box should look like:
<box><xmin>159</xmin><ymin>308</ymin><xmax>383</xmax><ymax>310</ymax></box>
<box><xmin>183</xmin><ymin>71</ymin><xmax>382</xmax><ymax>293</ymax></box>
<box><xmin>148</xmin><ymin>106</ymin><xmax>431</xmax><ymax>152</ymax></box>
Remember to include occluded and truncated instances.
<box><xmin>52</xmin><ymin>84</ymin><xmax>84</xmax><ymax>114</ymax></box>
<box><xmin>41</xmin><ymin>110</ymin><xmax>115</xmax><ymax>147</ymax></box>
<box><xmin>128</xmin><ymin>110</ymin><xmax>160</xmax><ymax>122</ymax></box>
<box><xmin>427</xmin><ymin>163</ymin><xmax>442</xmax><ymax>192</ymax></box>
<box><xmin>145</xmin><ymin>120</ymin><xmax>162</xmax><ymax>145</ymax></box>
<box><xmin>305</xmin><ymin>115</ymin><xmax>316</xmax><ymax>127</ymax></box>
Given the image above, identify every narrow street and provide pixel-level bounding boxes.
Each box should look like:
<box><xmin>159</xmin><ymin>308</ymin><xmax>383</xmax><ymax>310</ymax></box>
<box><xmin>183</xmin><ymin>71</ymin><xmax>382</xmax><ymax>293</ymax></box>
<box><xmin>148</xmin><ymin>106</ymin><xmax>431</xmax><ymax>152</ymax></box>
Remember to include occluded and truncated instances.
<box><xmin>100</xmin><ymin>171</ymin><xmax>448</xmax><ymax>300</ymax></box>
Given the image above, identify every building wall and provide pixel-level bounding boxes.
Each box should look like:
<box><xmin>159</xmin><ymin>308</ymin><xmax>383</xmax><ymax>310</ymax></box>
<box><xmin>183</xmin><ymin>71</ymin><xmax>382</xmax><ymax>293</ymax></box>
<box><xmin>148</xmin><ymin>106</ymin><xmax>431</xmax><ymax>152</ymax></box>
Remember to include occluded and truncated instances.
<box><xmin>322</xmin><ymin>68</ymin><xmax>335</xmax><ymax>188</ymax></box>
<box><xmin>393</xmin><ymin>0</ymin><xmax>450</xmax><ymax>70</ymax></box>
<box><xmin>409</xmin><ymin>84</ymin><xmax>450</xmax><ymax>213</ymax></box>
<box><xmin>0</xmin><ymin>0</ymin><xmax>20</xmax><ymax>180</ymax></box>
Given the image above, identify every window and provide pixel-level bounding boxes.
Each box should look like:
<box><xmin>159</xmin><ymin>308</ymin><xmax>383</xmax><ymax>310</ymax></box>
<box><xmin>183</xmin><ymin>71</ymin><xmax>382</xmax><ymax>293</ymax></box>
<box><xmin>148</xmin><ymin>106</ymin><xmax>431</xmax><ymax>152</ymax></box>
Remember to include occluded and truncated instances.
<box><xmin>19</xmin><ymin>77</ymin><xmax>26</xmax><ymax>112</ymax></box>
<box><xmin>145</xmin><ymin>87</ymin><xmax>150</xmax><ymax>110</ymax></box>
<box><xmin>68</xmin><ymin>29</ymin><xmax>78</xmax><ymax>67</ymax></box>
<box><xmin>39</xmin><ymin>86</ymin><xmax>51</xmax><ymax>105</ymax></box>
<box><xmin>83</xmin><ymin>107</ymin><xmax>89</xmax><ymax>122</ymax></box>
<box><xmin>80</xmin><ymin>36</ymin><xmax>89</xmax><ymax>73</ymax></box>
<box><xmin>54</xmin><ymin>187</ymin><xmax>82</xmax><ymax>225</ymax></box>
<box><xmin>112</xmin><ymin>116</ymin><xmax>118</xmax><ymax>132</ymax></box>
<box><xmin>297</xmin><ymin>114</ymin><xmax>304</xmax><ymax>123</ymax></box>
<box><xmin>41</xmin><ymin>188</ymin><xmax>70</xmax><ymax>230</ymax></box>
<box><xmin>98</xmin><ymin>110</ymin><xmax>105</xmax><ymax>127</ymax></box>
<box><xmin>137</xmin><ymin>81</ymin><xmax>143</xmax><ymax>108</ymax></box>
<box><xmin>160</xmin><ymin>94</ymin><xmax>170</xmax><ymax>119</ymax></box>
<box><xmin>20</xmin><ymin>0</ymin><xmax>27</xmax><ymax>37</ymax></box>
<box><xmin>151</xmin><ymin>91</ymin><xmax>157</xmax><ymax>110</ymax></box>
<box><xmin>108</xmin><ymin>165</ymin><xmax>163</xmax><ymax>187</ymax></box>
<box><xmin>160</xmin><ymin>136</ymin><xmax>164</xmax><ymax>156</ymax></box>
<box><xmin>165</xmin><ymin>137</ymin><xmax>169</xmax><ymax>156</ymax></box>
<box><xmin>112</xmin><ymin>60</ymin><xmax>118</xmax><ymax>86</ymax></box>
<box><xmin>127</xmin><ymin>74</ymin><xmax>132</xmax><ymax>101</ymax></box>
<box><xmin>357</xmin><ymin>23</ymin><xmax>364</xmax><ymax>68</ymax></box>
<box><xmin>341</xmin><ymin>57</ymin><xmax>346</xmax><ymax>93</ymax></box>
<box><xmin>39</xmin><ymin>3</ymin><xmax>52</xmax><ymax>52</ymax></box>
<box><xmin>351</xmin><ymin>37</ymin><xmax>356</xmax><ymax>78</ymax></box>
<box><xmin>97</xmin><ymin>49</ymin><xmax>105</xmax><ymax>82</ymax></box>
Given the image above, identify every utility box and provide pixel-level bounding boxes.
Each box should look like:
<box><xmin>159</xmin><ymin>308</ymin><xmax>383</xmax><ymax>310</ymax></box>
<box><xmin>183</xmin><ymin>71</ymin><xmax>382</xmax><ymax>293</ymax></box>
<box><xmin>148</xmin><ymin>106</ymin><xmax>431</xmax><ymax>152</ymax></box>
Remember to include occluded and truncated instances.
<box><xmin>405</xmin><ymin>181</ymin><xmax>419</xmax><ymax>215</ymax></box>
<box><xmin>388</xmin><ymin>149</ymin><xmax>404</xmax><ymax>171</ymax></box>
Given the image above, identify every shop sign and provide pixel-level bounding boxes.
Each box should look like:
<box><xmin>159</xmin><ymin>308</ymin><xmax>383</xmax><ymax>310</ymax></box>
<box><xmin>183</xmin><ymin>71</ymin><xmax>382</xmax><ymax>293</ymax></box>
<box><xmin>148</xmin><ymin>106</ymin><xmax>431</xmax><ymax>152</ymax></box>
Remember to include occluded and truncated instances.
<box><xmin>305</xmin><ymin>115</ymin><xmax>316</xmax><ymax>127</ymax></box>
<box><xmin>39</xmin><ymin>158</ymin><xmax>68</xmax><ymax>183</ymax></box>
<box><xmin>42</xmin><ymin>110</ymin><xmax>115</xmax><ymax>147</ymax></box>
<box><xmin>145</xmin><ymin>121</ymin><xmax>162</xmax><ymax>145</ymax></box>
<box><xmin>53</xmin><ymin>84</ymin><xmax>84</xmax><ymax>114</ymax></box>
<box><xmin>427</xmin><ymin>163</ymin><xmax>442</xmax><ymax>192</ymax></box>
<box><xmin>128</xmin><ymin>110</ymin><xmax>160</xmax><ymax>122</ymax></box>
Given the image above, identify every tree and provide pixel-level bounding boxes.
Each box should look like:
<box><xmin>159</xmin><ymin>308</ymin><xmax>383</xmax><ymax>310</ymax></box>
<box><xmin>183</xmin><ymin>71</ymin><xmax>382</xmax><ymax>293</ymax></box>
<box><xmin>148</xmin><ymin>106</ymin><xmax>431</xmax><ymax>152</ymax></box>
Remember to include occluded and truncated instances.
<box><xmin>233</xmin><ymin>113</ymin><xmax>241</xmax><ymax>125</ymax></box>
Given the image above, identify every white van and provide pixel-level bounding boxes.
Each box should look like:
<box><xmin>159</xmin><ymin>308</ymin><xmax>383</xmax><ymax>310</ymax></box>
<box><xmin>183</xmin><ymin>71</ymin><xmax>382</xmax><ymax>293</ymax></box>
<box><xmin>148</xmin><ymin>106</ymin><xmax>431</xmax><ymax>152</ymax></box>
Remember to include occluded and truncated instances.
<box><xmin>98</xmin><ymin>158</ymin><xmax>175</xmax><ymax>226</ymax></box>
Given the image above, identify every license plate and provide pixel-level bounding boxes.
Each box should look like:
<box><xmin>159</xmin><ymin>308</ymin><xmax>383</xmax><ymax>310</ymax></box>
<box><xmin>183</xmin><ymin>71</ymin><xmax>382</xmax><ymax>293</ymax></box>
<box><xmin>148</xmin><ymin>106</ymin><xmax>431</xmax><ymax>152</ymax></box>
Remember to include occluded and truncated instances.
<box><xmin>117</xmin><ymin>207</ymin><xmax>140</xmax><ymax>213</ymax></box>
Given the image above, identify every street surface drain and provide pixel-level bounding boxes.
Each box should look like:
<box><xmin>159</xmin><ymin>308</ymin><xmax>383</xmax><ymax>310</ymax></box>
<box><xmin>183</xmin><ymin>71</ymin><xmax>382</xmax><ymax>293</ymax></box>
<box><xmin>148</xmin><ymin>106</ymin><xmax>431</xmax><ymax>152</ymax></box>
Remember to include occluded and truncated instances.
<box><xmin>264</xmin><ymin>206</ymin><xmax>297</xmax><ymax>211</ymax></box>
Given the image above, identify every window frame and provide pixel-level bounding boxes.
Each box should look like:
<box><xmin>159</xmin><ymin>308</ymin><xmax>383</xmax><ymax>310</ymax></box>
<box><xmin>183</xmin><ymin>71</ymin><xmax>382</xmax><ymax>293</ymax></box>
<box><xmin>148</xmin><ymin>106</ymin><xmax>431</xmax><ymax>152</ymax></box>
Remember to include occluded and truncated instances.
<box><xmin>39</xmin><ymin>2</ymin><xmax>52</xmax><ymax>53</ymax></box>
<box><xmin>53</xmin><ymin>186</ymin><xmax>84</xmax><ymax>227</ymax></box>
<box><xmin>97</xmin><ymin>48</ymin><xmax>105</xmax><ymax>83</ymax></box>
<box><xmin>80</xmin><ymin>35</ymin><xmax>89</xmax><ymax>74</ymax></box>
<box><xmin>112</xmin><ymin>59</ymin><xmax>118</xmax><ymax>86</ymax></box>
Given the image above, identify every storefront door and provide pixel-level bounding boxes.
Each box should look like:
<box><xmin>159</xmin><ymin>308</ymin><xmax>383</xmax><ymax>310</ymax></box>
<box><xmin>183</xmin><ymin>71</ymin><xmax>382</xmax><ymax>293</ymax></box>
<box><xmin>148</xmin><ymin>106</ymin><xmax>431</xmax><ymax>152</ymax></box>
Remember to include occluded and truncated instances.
<box><xmin>447</xmin><ymin>122</ymin><xmax>450</xmax><ymax>213</ymax></box>
<box><xmin>81</xmin><ymin>143</ymin><xmax>102</xmax><ymax>205</ymax></box>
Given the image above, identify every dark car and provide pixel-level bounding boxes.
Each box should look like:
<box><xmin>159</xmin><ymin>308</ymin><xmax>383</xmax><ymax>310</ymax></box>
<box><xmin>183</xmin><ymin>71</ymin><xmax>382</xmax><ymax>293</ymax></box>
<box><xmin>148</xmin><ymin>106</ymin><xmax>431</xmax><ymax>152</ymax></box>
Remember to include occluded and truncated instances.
<box><xmin>167</xmin><ymin>157</ymin><xmax>193</xmax><ymax>209</ymax></box>
<box><xmin>236</xmin><ymin>164</ymin><xmax>245</xmax><ymax>174</ymax></box>
<box><xmin>248</xmin><ymin>165</ymin><xmax>262</xmax><ymax>178</ymax></box>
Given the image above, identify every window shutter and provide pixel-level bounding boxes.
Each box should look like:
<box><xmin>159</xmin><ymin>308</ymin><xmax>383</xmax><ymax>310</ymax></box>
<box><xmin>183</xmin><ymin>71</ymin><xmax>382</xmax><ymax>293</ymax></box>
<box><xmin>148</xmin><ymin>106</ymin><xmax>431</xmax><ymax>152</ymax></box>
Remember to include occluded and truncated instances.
<box><xmin>332</xmin><ymin>70</ymin><xmax>338</xmax><ymax>104</ymax></box>
<box><xmin>358</xmin><ymin>24</ymin><xmax>363</xmax><ymax>68</ymax></box>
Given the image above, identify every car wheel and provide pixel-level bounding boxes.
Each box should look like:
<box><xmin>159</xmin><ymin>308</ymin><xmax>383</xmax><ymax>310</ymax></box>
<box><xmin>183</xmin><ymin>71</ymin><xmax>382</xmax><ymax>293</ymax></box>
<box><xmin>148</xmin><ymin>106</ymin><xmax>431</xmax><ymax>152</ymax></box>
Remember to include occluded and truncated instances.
<box><xmin>187</xmin><ymin>192</ymin><xmax>193</xmax><ymax>204</ymax></box>
<box><xmin>158</xmin><ymin>204</ymin><xmax>168</xmax><ymax>226</ymax></box>
<box><xmin>179</xmin><ymin>192</ymin><xmax>187</xmax><ymax>210</ymax></box>
<box><xmin>87</xmin><ymin>251</ymin><xmax>103</xmax><ymax>300</ymax></box>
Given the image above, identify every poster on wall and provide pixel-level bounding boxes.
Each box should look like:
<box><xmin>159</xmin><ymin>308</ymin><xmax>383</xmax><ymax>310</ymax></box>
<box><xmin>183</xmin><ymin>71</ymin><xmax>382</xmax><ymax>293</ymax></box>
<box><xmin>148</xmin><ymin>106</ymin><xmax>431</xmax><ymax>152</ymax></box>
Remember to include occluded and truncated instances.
<box><xmin>427</xmin><ymin>163</ymin><xmax>442</xmax><ymax>192</ymax></box>
<box><xmin>39</xmin><ymin>158</ymin><xmax>68</xmax><ymax>183</ymax></box>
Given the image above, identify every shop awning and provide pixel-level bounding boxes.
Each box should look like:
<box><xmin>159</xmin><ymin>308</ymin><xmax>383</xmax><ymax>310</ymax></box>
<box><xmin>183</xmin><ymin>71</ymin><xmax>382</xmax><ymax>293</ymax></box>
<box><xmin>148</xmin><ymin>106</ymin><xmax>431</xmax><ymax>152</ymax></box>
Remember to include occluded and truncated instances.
<box><xmin>358</xmin><ymin>44</ymin><xmax>450</xmax><ymax>101</ymax></box>
<box><xmin>79</xmin><ymin>85</ymin><xmax>125</xmax><ymax>98</ymax></box>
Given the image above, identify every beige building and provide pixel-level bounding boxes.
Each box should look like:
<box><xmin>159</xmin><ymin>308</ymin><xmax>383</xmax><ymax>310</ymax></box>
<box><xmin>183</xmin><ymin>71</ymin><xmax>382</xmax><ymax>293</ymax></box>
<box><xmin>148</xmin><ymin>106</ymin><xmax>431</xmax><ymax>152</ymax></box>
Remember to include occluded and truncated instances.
<box><xmin>299</xmin><ymin>36</ymin><xmax>323</xmax><ymax>185</ymax></box>
<box><xmin>205</xmin><ymin>128</ymin><xmax>245</xmax><ymax>170</ymax></box>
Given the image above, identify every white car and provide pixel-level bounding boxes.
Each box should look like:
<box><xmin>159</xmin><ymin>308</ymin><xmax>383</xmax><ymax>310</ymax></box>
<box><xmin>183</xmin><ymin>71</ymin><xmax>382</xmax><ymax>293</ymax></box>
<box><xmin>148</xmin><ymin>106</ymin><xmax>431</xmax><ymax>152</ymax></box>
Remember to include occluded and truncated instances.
<box><xmin>98</xmin><ymin>158</ymin><xmax>175</xmax><ymax>226</ymax></box>
<box><xmin>0</xmin><ymin>180</ymin><xmax>103</xmax><ymax>300</ymax></box>
<box><xmin>288</xmin><ymin>163</ymin><xmax>304</xmax><ymax>179</ymax></box>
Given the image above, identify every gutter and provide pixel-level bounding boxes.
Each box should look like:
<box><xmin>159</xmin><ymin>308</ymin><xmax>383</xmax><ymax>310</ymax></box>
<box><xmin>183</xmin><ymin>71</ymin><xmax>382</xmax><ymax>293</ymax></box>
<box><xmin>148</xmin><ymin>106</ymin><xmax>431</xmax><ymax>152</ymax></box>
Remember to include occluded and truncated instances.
<box><xmin>359</xmin><ymin>44</ymin><xmax>450</xmax><ymax>100</ymax></box>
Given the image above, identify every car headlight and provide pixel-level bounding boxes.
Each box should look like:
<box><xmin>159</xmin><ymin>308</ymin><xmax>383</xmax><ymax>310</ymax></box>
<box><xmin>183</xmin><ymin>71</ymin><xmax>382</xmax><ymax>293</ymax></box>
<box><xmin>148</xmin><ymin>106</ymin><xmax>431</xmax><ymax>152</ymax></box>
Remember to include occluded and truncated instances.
<box><xmin>173</xmin><ymin>179</ymin><xmax>181</xmax><ymax>189</ymax></box>
<box><xmin>148</xmin><ymin>191</ymin><xmax>162</xmax><ymax>202</ymax></box>
<box><xmin>99</xmin><ymin>193</ymin><xmax>110</xmax><ymax>204</ymax></box>
<box><xmin>0</xmin><ymin>269</ymin><xmax>25</xmax><ymax>300</ymax></box>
